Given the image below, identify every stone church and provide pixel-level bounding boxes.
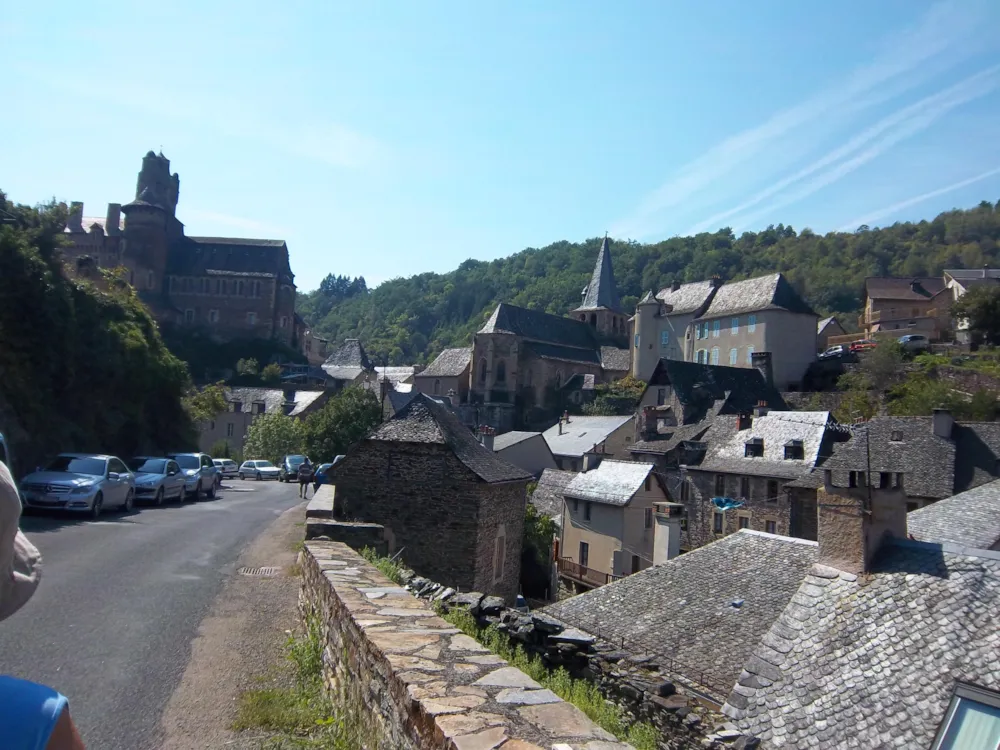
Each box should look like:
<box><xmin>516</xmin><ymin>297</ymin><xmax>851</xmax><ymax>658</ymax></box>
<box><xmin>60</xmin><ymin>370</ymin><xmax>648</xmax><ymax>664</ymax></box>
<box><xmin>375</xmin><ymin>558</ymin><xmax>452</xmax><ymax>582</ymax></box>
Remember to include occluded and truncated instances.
<box><xmin>63</xmin><ymin>151</ymin><xmax>297</xmax><ymax>347</ymax></box>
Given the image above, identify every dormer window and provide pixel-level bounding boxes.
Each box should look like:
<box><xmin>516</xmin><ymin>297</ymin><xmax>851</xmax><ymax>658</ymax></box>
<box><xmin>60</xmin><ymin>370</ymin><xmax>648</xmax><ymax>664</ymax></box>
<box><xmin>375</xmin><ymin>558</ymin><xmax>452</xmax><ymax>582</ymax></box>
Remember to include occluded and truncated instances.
<box><xmin>891</xmin><ymin>430</ymin><xmax>903</xmax><ymax>442</ymax></box>
<box><xmin>931</xmin><ymin>682</ymin><xmax>1000</xmax><ymax>749</ymax></box>
<box><xmin>784</xmin><ymin>440</ymin><xmax>804</xmax><ymax>460</ymax></box>
<box><xmin>745</xmin><ymin>437</ymin><xmax>764</xmax><ymax>458</ymax></box>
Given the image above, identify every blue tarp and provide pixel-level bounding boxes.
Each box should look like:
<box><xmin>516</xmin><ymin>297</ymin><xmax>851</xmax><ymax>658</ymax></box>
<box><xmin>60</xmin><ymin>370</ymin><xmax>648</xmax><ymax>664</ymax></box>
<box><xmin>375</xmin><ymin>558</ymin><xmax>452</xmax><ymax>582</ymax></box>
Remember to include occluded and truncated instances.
<box><xmin>711</xmin><ymin>496</ymin><xmax>744</xmax><ymax>511</ymax></box>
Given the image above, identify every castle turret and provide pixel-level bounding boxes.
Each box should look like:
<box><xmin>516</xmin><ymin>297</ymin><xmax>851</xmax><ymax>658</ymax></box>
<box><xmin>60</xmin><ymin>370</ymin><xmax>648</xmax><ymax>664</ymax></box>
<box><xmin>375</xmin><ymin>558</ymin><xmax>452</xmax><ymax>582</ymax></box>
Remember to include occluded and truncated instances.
<box><xmin>632</xmin><ymin>291</ymin><xmax>661</xmax><ymax>378</ymax></box>
<box><xmin>121</xmin><ymin>151</ymin><xmax>183</xmax><ymax>293</ymax></box>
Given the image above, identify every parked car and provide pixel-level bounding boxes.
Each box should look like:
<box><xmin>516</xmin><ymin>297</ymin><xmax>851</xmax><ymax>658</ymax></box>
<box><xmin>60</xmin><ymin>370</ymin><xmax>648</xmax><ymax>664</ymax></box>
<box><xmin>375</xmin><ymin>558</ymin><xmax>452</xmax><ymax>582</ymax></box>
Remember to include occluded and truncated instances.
<box><xmin>213</xmin><ymin>458</ymin><xmax>239</xmax><ymax>479</ymax></box>
<box><xmin>127</xmin><ymin>457</ymin><xmax>186</xmax><ymax>505</ymax></box>
<box><xmin>850</xmin><ymin>339</ymin><xmax>877</xmax><ymax>352</ymax></box>
<box><xmin>898</xmin><ymin>333</ymin><xmax>930</xmax><ymax>353</ymax></box>
<box><xmin>279</xmin><ymin>455</ymin><xmax>310</xmax><ymax>482</ymax></box>
<box><xmin>818</xmin><ymin>344</ymin><xmax>846</xmax><ymax>360</ymax></box>
<box><xmin>166</xmin><ymin>452</ymin><xmax>219</xmax><ymax>500</ymax></box>
<box><xmin>20</xmin><ymin>453</ymin><xmax>135</xmax><ymax>519</ymax></box>
<box><xmin>314</xmin><ymin>463</ymin><xmax>334</xmax><ymax>486</ymax></box>
<box><xmin>239</xmin><ymin>460</ymin><xmax>281</xmax><ymax>481</ymax></box>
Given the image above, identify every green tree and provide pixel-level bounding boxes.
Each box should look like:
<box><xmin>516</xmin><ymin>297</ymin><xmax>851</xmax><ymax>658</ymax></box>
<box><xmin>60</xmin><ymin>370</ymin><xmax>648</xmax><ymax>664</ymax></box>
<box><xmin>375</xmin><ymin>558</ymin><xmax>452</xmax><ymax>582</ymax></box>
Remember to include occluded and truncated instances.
<box><xmin>582</xmin><ymin>376</ymin><xmax>646</xmax><ymax>416</ymax></box>
<box><xmin>236</xmin><ymin>357</ymin><xmax>259</xmax><ymax>376</ymax></box>
<box><xmin>261</xmin><ymin>362</ymin><xmax>282</xmax><ymax>384</ymax></box>
<box><xmin>301</xmin><ymin>387</ymin><xmax>381</xmax><ymax>462</ymax></box>
<box><xmin>182</xmin><ymin>382</ymin><xmax>228</xmax><ymax>424</ymax></box>
<box><xmin>952</xmin><ymin>286</ymin><xmax>1000</xmax><ymax>345</ymax></box>
<box><xmin>243</xmin><ymin>413</ymin><xmax>303</xmax><ymax>464</ymax></box>
<box><xmin>520</xmin><ymin>502</ymin><xmax>557</xmax><ymax>598</ymax></box>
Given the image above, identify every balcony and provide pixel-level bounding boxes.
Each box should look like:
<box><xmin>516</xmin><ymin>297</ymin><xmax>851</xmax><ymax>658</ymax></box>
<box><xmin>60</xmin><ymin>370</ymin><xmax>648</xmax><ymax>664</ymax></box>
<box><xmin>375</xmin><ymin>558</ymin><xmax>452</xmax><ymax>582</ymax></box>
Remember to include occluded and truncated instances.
<box><xmin>557</xmin><ymin>557</ymin><xmax>615</xmax><ymax>588</ymax></box>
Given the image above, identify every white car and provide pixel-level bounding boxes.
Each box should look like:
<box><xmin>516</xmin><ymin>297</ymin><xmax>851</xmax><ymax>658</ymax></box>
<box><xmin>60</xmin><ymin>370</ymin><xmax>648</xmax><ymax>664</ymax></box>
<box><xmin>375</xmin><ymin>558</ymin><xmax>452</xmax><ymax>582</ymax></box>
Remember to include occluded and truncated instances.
<box><xmin>213</xmin><ymin>458</ymin><xmax>239</xmax><ymax>479</ymax></box>
<box><xmin>239</xmin><ymin>460</ymin><xmax>281</xmax><ymax>480</ymax></box>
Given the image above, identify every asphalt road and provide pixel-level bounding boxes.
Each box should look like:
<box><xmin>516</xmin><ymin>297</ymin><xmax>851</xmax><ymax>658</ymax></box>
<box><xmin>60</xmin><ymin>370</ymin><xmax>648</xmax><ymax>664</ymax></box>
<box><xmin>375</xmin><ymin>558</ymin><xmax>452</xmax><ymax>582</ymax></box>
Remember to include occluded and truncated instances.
<box><xmin>0</xmin><ymin>478</ymin><xmax>304</xmax><ymax>750</ymax></box>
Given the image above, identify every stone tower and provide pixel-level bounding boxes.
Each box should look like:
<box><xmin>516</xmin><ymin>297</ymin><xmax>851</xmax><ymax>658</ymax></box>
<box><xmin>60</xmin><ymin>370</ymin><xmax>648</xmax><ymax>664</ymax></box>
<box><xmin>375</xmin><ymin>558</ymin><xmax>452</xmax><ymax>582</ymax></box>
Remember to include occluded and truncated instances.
<box><xmin>632</xmin><ymin>291</ymin><xmax>661</xmax><ymax>378</ymax></box>
<box><xmin>571</xmin><ymin>236</ymin><xmax>627</xmax><ymax>339</ymax></box>
<box><xmin>121</xmin><ymin>151</ymin><xmax>183</xmax><ymax>294</ymax></box>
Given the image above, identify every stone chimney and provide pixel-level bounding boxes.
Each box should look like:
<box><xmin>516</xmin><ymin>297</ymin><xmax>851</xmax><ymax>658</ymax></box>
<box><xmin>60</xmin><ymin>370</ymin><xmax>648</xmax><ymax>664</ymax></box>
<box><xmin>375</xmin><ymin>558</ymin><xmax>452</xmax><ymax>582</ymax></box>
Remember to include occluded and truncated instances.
<box><xmin>909</xmin><ymin>279</ymin><xmax>921</xmax><ymax>294</ymax></box>
<box><xmin>641</xmin><ymin>406</ymin><xmax>658</xmax><ymax>441</ymax></box>
<box><xmin>710</xmin><ymin>275</ymin><xmax>724</xmax><ymax>289</ymax></box>
<box><xmin>751</xmin><ymin>351</ymin><xmax>774</xmax><ymax>388</ymax></box>
<box><xmin>478</xmin><ymin>425</ymin><xmax>495</xmax><ymax>452</ymax></box>
<box><xmin>932</xmin><ymin>408</ymin><xmax>954</xmax><ymax>439</ymax></box>
<box><xmin>816</xmin><ymin>481</ymin><xmax>907</xmax><ymax>575</ymax></box>
<box><xmin>753</xmin><ymin>400</ymin><xmax>769</xmax><ymax>418</ymax></box>
<box><xmin>106</xmin><ymin>203</ymin><xmax>121</xmax><ymax>234</ymax></box>
<box><xmin>671</xmin><ymin>280</ymin><xmax>682</xmax><ymax>292</ymax></box>
<box><xmin>67</xmin><ymin>202</ymin><xmax>83</xmax><ymax>232</ymax></box>
<box><xmin>737</xmin><ymin>413</ymin><xmax>753</xmax><ymax>431</ymax></box>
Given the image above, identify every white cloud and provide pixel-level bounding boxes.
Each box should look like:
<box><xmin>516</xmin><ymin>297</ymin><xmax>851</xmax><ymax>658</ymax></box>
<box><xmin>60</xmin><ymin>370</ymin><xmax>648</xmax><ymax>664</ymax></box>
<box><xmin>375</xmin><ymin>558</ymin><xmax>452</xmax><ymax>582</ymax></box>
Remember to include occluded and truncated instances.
<box><xmin>835</xmin><ymin>168</ymin><xmax>1000</xmax><ymax>231</ymax></box>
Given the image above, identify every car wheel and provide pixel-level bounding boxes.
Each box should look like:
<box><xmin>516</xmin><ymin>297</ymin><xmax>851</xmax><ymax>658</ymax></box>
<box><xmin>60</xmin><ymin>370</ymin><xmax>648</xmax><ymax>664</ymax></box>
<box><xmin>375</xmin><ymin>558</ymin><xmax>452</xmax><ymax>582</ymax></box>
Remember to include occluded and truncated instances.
<box><xmin>194</xmin><ymin>481</ymin><xmax>203</xmax><ymax>500</ymax></box>
<box><xmin>123</xmin><ymin>489</ymin><xmax>134</xmax><ymax>513</ymax></box>
<box><xmin>256</xmin><ymin>472</ymin><xmax>262</xmax><ymax>481</ymax></box>
<box><xmin>90</xmin><ymin>493</ymin><xmax>104</xmax><ymax>520</ymax></box>
<box><xmin>239</xmin><ymin>472</ymin><xmax>245</xmax><ymax>480</ymax></box>
<box><xmin>155</xmin><ymin>487</ymin><xmax>164</xmax><ymax>506</ymax></box>
<box><xmin>206</xmin><ymin>481</ymin><xmax>217</xmax><ymax>500</ymax></box>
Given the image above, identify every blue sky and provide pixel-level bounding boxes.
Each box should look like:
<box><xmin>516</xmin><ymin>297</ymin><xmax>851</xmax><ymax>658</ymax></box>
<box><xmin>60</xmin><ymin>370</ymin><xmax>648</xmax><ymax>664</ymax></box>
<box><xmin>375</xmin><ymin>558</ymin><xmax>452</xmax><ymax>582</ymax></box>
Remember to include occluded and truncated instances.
<box><xmin>3</xmin><ymin>1</ymin><xmax>1000</xmax><ymax>290</ymax></box>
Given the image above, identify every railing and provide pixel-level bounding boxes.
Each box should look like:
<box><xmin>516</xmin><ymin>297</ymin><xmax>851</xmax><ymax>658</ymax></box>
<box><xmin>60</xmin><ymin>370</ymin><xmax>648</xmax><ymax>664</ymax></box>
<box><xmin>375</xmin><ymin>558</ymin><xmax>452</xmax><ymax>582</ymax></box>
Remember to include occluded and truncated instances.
<box><xmin>861</xmin><ymin>307</ymin><xmax>947</xmax><ymax>326</ymax></box>
<box><xmin>557</xmin><ymin>557</ymin><xmax>614</xmax><ymax>588</ymax></box>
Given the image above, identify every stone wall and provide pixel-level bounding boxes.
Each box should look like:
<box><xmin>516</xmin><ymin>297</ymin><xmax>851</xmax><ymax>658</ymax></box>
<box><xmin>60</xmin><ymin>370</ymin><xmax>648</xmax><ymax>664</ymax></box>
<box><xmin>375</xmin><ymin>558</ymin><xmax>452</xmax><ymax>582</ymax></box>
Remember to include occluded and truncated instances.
<box><xmin>299</xmin><ymin>540</ymin><xmax>635</xmax><ymax>749</ymax></box>
<box><xmin>681</xmin><ymin>470</ymin><xmax>796</xmax><ymax>549</ymax></box>
<box><xmin>473</xmin><ymin>481</ymin><xmax>527</xmax><ymax>603</ymax></box>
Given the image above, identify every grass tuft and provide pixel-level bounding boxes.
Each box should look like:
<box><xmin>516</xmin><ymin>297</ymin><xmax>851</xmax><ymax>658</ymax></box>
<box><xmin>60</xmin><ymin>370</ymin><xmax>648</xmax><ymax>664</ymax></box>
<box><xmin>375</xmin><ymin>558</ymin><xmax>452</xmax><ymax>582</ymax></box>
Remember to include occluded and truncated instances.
<box><xmin>360</xmin><ymin>547</ymin><xmax>404</xmax><ymax>583</ymax></box>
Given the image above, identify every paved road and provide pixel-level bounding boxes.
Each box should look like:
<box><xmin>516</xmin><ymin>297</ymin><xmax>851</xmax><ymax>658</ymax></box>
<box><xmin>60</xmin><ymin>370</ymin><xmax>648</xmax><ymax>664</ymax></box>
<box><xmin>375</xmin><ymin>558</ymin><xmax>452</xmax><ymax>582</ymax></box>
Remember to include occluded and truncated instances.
<box><xmin>0</xmin><ymin>478</ymin><xmax>304</xmax><ymax>750</ymax></box>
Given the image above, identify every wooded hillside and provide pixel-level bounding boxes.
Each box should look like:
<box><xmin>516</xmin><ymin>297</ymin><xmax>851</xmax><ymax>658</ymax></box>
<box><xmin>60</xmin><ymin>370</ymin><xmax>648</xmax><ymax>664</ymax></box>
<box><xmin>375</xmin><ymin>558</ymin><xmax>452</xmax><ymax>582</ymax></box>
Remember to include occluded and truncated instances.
<box><xmin>297</xmin><ymin>201</ymin><xmax>1000</xmax><ymax>364</ymax></box>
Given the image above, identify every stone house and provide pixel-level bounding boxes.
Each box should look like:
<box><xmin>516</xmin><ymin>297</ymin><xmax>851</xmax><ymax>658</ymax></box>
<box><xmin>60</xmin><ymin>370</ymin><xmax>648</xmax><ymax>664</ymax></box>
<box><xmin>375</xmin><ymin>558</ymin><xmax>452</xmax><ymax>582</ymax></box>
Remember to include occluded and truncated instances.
<box><xmin>329</xmin><ymin>394</ymin><xmax>532</xmax><ymax>603</ymax></box>
<box><xmin>295</xmin><ymin>314</ymin><xmax>330</xmax><ymax>365</ymax></box>
<box><xmin>541</xmin><ymin>414</ymin><xmax>634</xmax><ymax>472</ymax></box>
<box><xmin>631</xmin><ymin>273</ymin><xmax>818</xmax><ymax>390</ymax></box>
<box><xmin>677</xmin><ymin>410</ymin><xmax>838</xmax><ymax>550</ymax></box>
<box><xmin>860</xmin><ymin>276</ymin><xmax>950</xmax><ymax>340</ymax></box>
<box><xmin>816</xmin><ymin>315</ymin><xmax>846</xmax><ymax>351</ymax></box>
<box><xmin>64</xmin><ymin>152</ymin><xmax>297</xmax><ymax>346</ymax></box>
<box><xmin>412</xmin><ymin>347</ymin><xmax>472</xmax><ymax>402</ymax></box>
<box><xmin>491</xmin><ymin>431</ymin><xmax>557</xmax><ymax>477</ymax></box>
<box><xmin>556</xmin><ymin>460</ymin><xmax>667</xmax><ymax>592</ymax></box>
<box><xmin>320</xmin><ymin>338</ymin><xmax>377</xmax><ymax>390</ymax></box>
<box><xmin>198</xmin><ymin>386</ymin><xmax>329</xmax><ymax>457</ymax></box>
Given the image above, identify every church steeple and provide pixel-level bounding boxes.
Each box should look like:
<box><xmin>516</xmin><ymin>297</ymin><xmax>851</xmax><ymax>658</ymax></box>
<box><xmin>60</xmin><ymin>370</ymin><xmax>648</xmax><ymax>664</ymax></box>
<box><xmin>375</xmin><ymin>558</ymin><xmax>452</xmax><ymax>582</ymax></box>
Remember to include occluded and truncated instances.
<box><xmin>577</xmin><ymin>235</ymin><xmax>621</xmax><ymax>312</ymax></box>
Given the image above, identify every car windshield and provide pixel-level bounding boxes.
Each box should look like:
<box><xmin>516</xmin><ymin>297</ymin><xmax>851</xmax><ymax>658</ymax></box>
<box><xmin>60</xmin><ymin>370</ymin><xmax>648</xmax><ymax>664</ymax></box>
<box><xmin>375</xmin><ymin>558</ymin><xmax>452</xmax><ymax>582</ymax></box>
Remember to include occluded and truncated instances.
<box><xmin>128</xmin><ymin>458</ymin><xmax>166</xmax><ymax>474</ymax></box>
<box><xmin>173</xmin><ymin>455</ymin><xmax>200</xmax><ymax>469</ymax></box>
<box><xmin>256</xmin><ymin>461</ymin><xmax>274</xmax><ymax>468</ymax></box>
<box><xmin>45</xmin><ymin>456</ymin><xmax>106</xmax><ymax>476</ymax></box>
<box><xmin>286</xmin><ymin>456</ymin><xmax>305</xmax><ymax>467</ymax></box>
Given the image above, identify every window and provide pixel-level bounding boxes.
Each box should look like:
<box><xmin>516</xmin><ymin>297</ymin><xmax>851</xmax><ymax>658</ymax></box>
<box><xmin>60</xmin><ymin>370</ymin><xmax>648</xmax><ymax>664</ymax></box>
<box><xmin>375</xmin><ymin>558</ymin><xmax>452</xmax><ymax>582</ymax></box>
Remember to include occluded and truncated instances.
<box><xmin>584</xmin><ymin>501</ymin><xmax>592</xmax><ymax>521</ymax></box>
<box><xmin>713</xmin><ymin>320</ymin><xmax>721</xmax><ymax>337</ymax></box>
<box><xmin>932</xmin><ymin>683</ymin><xmax>1000</xmax><ymax>750</ymax></box>
<box><xmin>579</xmin><ymin>541</ymin><xmax>589</xmax><ymax>568</ymax></box>
<box><xmin>496</xmin><ymin>360</ymin><xmax>506</xmax><ymax>383</ymax></box>
<box><xmin>147</xmin><ymin>271</ymin><xmax>155</xmax><ymax>289</ymax></box>
<box><xmin>634</xmin><ymin>334</ymin><xmax>640</xmax><ymax>349</ymax></box>
<box><xmin>214</xmin><ymin>279</ymin><xmax>221</xmax><ymax>294</ymax></box>
<box><xmin>680</xmin><ymin>480</ymin><xmax>690</xmax><ymax>503</ymax></box>
<box><xmin>748</xmin><ymin>314</ymin><xmax>757</xmax><ymax>332</ymax></box>
<box><xmin>695</xmin><ymin>325</ymin><xmax>702</xmax><ymax>340</ymax></box>
<box><xmin>713</xmin><ymin>512</ymin><xmax>724</xmax><ymax>533</ymax></box>
<box><xmin>208</xmin><ymin>309</ymin><xmax>219</xmax><ymax>324</ymax></box>
<box><xmin>184</xmin><ymin>308</ymin><xmax>195</xmax><ymax>323</ymax></box>
<box><xmin>247</xmin><ymin>312</ymin><xmax>257</xmax><ymax>325</ymax></box>
<box><xmin>660</xmin><ymin>330</ymin><xmax>670</xmax><ymax>348</ymax></box>
<box><xmin>183</xmin><ymin>278</ymin><xmax>193</xmax><ymax>292</ymax></box>
<box><xmin>253</xmin><ymin>401</ymin><xmax>266</xmax><ymax>414</ymax></box>
<box><xmin>631</xmin><ymin>554</ymin><xmax>641</xmax><ymax>574</ymax></box>
<box><xmin>656</xmin><ymin>388</ymin><xmax>666</xmax><ymax>406</ymax></box>
<box><xmin>745</xmin><ymin>438</ymin><xmax>764</xmax><ymax>457</ymax></box>
<box><xmin>493</xmin><ymin>534</ymin><xmax>506</xmax><ymax>582</ymax></box>
<box><xmin>849</xmin><ymin>471</ymin><xmax>858</xmax><ymax>488</ymax></box>
<box><xmin>680</xmin><ymin>517</ymin><xmax>688</xmax><ymax>532</ymax></box>
<box><xmin>433</xmin><ymin>379</ymin><xmax>440</xmax><ymax>394</ymax></box>
<box><xmin>729</xmin><ymin>348</ymin><xmax>738</xmax><ymax>365</ymax></box>
<box><xmin>697</xmin><ymin>350</ymin><xmax>706</xmax><ymax>364</ymax></box>
<box><xmin>644</xmin><ymin>507</ymin><xmax>653</xmax><ymax>529</ymax></box>
<box><xmin>238</xmin><ymin>280</ymin><xmax>245</xmax><ymax>296</ymax></box>
<box><xmin>731</xmin><ymin>317</ymin><xmax>739</xmax><ymax>334</ymax></box>
<box><xmin>253</xmin><ymin>281</ymin><xmax>261</xmax><ymax>297</ymax></box>
<box><xmin>895</xmin><ymin>472</ymin><xmax>904</xmax><ymax>488</ymax></box>
<box><xmin>767</xmin><ymin>480</ymin><xmax>779</xmax><ymax>502</ymax></box>
<box><xmin>715</xmin><ymin>474</ymin><xmax>726</xmax><ymax>496</ymax></box>
<box><xmin>232</xmin><ymin>401</ymin><xmax>243</xmax><ymax>413</ymax></box>
<box><xmin>226</xmin><ymin>423</ymin><xmax>234</xmax><ymax>437</ymax></box>
<box><xmin>746</xmin><ymin>346</ymin><xmax>755</xmax><ymax>364</ymax></box>
<box><xmin>479</xmin><ymin>359</ymin><xmax>487</xmax><ymax>383</ymax></box>
<box><xmin>784</xmin><ymin>440</ymin><xmax>804</xmax><ymax>460</ymax></box>
<box><xmin>858</xmin><ymin>471</ymin><xmax>866</xmax><ymax>487</ymax></box>
<box><xmin>880</xmin><ymin>471</ymin><xmax>891</xmax><ymax>488</ymax></box>
<box><xmin>710</xmin><ymin>347</ymin><xmax>720</xmax><ymax>365</ymax></box>
<box><xmin>200</xmin><ymin>278</ymin><xmax>209</xmax><ymax>293</ymax></box>
<box><xmin>280</xmin><ymin>316</ymin><xmax>288</xmax><ymax>329</ymax></box>
<box><xmin>738</xmin><ymin>515</ymin><xmax>750</xmax><ymax>530</ymax></box>
<box><xmin>644</xmin><ymin>475</ymin><xmax>651</xmax><ymax>492</ymax></box>
<box><xmin>765</xmin><ymin>520</ymin><xmax>777</xmax><ymax>534</ymax></box>
<box><xmin>572</xmin><ymin>498</ymin><xmax>579</xmax><ymax>513</ymax></box>
<box><xmin>740</xmin><ymin>476</ymin><xmax>751</xmax><ymax>498</ymax></box>
<box><xmin>891</xmin><ymin>430</ymin><xmax>903</xmax><ymax>442</ymax></box>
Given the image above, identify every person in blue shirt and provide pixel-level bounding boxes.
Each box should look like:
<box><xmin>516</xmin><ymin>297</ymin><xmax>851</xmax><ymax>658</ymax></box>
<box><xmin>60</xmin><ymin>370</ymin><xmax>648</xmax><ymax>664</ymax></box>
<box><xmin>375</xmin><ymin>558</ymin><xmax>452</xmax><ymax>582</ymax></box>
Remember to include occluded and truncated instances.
<box><xmin>0</xmin><ymin>460</ymin><xmax>86</xmax><ymax>749</ymax></box>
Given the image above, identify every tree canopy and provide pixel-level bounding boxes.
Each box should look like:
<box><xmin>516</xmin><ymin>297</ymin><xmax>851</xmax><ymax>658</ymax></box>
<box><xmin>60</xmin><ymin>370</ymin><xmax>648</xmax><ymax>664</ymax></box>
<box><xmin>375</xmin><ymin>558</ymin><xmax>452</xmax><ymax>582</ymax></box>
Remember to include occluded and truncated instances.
<box><xmin>242</xmin><ymin>413</ymin><xmax>303</xmax><ymax>465</ymax></box>
<box><xmin>952</xmin><ymin>285</ymin><xmax>1000</xmax><ymax>345</ymax></box>
<box><xmin>300</xmin><ymin>387</ymin><xmax>382</xmax><ymax>462</ymax></box>
<box><xmin>297</xmin><ymin>201</ymin><xmax>1000</xmax><ymax>364</ymax></box>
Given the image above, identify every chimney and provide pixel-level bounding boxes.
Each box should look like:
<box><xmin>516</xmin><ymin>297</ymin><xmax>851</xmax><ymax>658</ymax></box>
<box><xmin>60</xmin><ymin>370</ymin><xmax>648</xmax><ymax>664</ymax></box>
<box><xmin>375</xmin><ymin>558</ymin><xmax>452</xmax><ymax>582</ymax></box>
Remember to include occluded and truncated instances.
<box><xmin>710</xmin><ymin>275</ymin><xmax>724</xmax><ymax>289</ymax></box>
<box><xmin>558</xmin><ymin>416</ymin><xmax>564</xmax><ymax>436</ymax></box>
<box><xmin>563</xmin><ymin>410</ymin><xmax>570</xmax><ymax>424</ymax></box>
<box><xmin>754</xmin><ymin>400</ymin><xmax>769</xmax><ymax>417</ymax></box>
<box><xmin>737</xmin><ymin>413</ymin><xmax>753</xmax><ymax>431</ymax></box>
<box><xmin>671</xmin><ymin>280</ymin><xmax>682</xmax><ymax>292</ymax></box>
<box><xmin>641</xmin><ymin>406</ymin><xmax>658</xmax><ymax>441</ymax></box>
<box><xmin>909</xmin><ymin>279</ymin><xmax>921</xmax><ymax>293</ymax></box>
<box><xmin>817</xmin><ymin>476</ymin><xmax>907</xmax><ymax>575</ymax></box>
<box><xmin>67</xmin><ymin>202</ymin><xmax>83</xmax><ymax>232</ymax></box>
<box><xmin>479</xmin><ymin>425</ymin><xmax>495</xmax><ymax>452</ymax></box>
<box><xmin>751</xmin><ymin>351</ymin><xmax>773</xmax><ymax>388</ymax></box>
<box><xmin>932</xmin><ymin>408</ymin><xmax>954</xmax><ymax>439</ymax></box>
<box><xmin>105</xmin><ymin>203</ymin><xmax>121</xmax><ymax>234</ymax></box>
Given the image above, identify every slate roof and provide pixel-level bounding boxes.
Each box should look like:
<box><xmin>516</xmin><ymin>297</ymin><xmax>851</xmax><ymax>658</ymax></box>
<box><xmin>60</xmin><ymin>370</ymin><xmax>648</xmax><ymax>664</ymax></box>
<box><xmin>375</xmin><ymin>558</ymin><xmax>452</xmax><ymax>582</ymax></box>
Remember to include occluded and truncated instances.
<box><xmin>322</xmin><ymin>339</ymin><xmax>373</xmax><ymax>381</ymax></box>
<box><xmin>418</xmin><ymin>347</ymin><xmax>473</xmax><ymax>378</ymax></box>
<box><xmin>600</xmin><ymin>346</ymin><xmax>631</xmax><ymax>372</ymax></box>
<box><xmin>532</xmin><ymin>468</ymin><xmax>577</xmax><ymax>519</ymax></box>
<box><xmin>375</xmin><ymin>366</ymin><xmax>416</xmax><ymax>384</ymax></box>
<box><xmin>699</xmin><ymin>273</ymin><xmax>816</xmax><ymax>319</ymax></box>
<box><xmin>543</xmin><ymin>530</ymin><xmax>819</xmax><ymax>700</ymax></box>
<box><xmin>225</xmin><ymin>387</ymin><xmax>325</xmax><ymax>417</ymax></box>
<box><xmin>655</xmin><ymin>280</ymin><xmax>718</xmax><ymax>315</ymax></box>
<box><xmin>726</xmin><ymin>540</ymin><xmax>1000</xmax><ymax>748</ymax></box>
<box><xmin>816</xmin><ymin>316</ymin><xmax>844</xmax><ymax>334</ymax></box>
<box><xmin>694</xmin><ymin>412</ymin><xmax>833</xmax><ymax>480</ymax></box>
<box><xmin>541</xmin><ymin>415</ymin><xmax>633</xmax><ymax>458</ymax></box>
<box><xmin>908</xmin><ymin>479</ymin><xmax>1000</xmax><ymax>549</ymax></box>
<box><xmin>645</xmin><ymin>359</ymin><xmax>788</xmax><ymax>424</ymax></box>
<box><xmin>493</xmin><ymin>431</ymin><xmax>540</xmax><ymax>451</ymax></box>
<box><xmin>562</xmin><ymin>373</ymin><xmax>596</xmax><ymax>392</ymax></box>
<box><xmin>480</xmin><ymin>303</ymin><xmax>598</xmax><ymax>351</ymax></box>
<box><xmin>575</xmin><ymin>236</ymin><xmax>622</xmax><ymax>311</ymax></box>
<box><xmin>945</xmin><ymin>267</ymin><xmax>1000</xmax><ymax>281</ymax></box>
<box><xmin>524</xmin><ymin>341</ymin><xmax>601</xmax><ymax>365</ymax></box>
<box><xmin>631</xmin><ymin>418</ymin><xmax>715</xmax><ymax>456</ymax></box>
<box><xmin>864</xmin><ymin>276</ymin><xmax>947</xmax><ymax>301</ymax></box>
<box><xmin>366</xmin><ymin>394</ymin><xmax>531</xmax><ymax>483</ymax></box>
<box><xmin>563</xmin><ymin>460</ymin><xmax>654</xmax><ymax>506</ymax></box>
<box><xmin>167</xmin><ymin>237</ymin><xmax>293</xmax><ymax>281</ymax></box>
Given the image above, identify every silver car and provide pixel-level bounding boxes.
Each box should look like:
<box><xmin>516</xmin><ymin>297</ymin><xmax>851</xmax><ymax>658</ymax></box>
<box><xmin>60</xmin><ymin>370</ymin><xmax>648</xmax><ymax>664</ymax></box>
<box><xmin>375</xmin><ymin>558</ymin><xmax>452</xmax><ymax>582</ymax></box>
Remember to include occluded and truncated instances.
<box><xmin>127</xmin><ymin>457</ymin><xmax>186</xmax><ymax>505</ymax></box>
<box><xmin>20</xmin><ymin>453</ymin><xmax>136</xmax><ymax>519</ymax></box>
<box><xmin>167</xmin><ymin>452</ymin><xmax>220</xmax><ymax>500</ymax></box>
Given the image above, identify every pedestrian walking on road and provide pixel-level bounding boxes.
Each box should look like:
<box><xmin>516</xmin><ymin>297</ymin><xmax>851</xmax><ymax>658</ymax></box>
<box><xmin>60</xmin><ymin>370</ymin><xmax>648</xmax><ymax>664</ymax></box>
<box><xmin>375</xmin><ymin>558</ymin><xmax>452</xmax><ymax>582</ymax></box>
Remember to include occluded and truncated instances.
<box><xmin>0</xmin><ymin>460</ymin><xmax>87</xmax><ymax>749</ymax></box>
<box><xmin>297</xmin><ymin>459</ymin><xmax>314</xmax><ymax>499</ymax></box>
